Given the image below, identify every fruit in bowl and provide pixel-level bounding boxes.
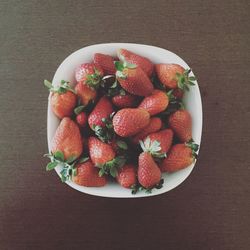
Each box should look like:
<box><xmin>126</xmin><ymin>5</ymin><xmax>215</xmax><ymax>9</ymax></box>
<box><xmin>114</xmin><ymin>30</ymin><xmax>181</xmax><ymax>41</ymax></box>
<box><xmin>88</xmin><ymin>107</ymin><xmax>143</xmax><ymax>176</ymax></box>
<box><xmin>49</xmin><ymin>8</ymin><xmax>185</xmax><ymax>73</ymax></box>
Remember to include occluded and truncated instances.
<box><xmin>45</xmin><ymin>43</ymin><xmax>202</xmax><ymax>198</ymax></box>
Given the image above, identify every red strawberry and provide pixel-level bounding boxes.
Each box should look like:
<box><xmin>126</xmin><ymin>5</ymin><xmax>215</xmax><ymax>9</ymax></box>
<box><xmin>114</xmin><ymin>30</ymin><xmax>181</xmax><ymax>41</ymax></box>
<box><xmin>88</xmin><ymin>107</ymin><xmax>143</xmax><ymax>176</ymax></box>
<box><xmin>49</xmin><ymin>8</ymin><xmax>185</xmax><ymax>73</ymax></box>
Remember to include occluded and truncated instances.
<box><xmin>132</xmin><ymin>117</ymin><xmax>162</xmax><ymax>144</ymax></box>
<box><xmin>168</xmin><ymin>110</ymin><xmax>192</xmax><ymax>142</ymax></box>
<box><xmin>161</xmin><ymin>143</ymin><xmax>198</xmax><ymax>172</ymax></box>
<box><xmin>75</xmin><ymin>63</ymin><xmax>104</xmax><ymax>89</ymax></box>
<box><xmin>76</xmin><ymin>112</ymin><xmax>88</xmax><ymax>127</ymax></box>
<box><xmin>88</xmin><ymin>137</ymin><xmax>115</xmax><ymax>166</ymax></box>
<box><xmin>112</xmin><ymin>108</ymin><xmax>150</xmax><ymax>137</ymax></box>
<box><xmin>116</xmin><ymin>64</ymin><xmax>154</xmax><ymax>96</ymax></box>
<box><xmin>116</xmin><ymin>164</ymin><xmax>137</xmax><ymax>188</ymax></box>
<box><xmin>138</xmin><ymin>152</ymin><xmax>161</xmax><ymax>188</ymax></box>
<box><xmin>117</xmin><ymin>48</ymin><xmax>154</xmax><ymax>77</ymax></box>
<box><xmin>172</xmin><ymin>88</ymin><xmax>184</xmax><ymax>99</ymax></box>
<box><xmin>94</xmin><ymin>53</ymin><xmax>116</xmax><ymax>75</ymax></box>
<box><xmin>145</xmin><ymin>129</ymin><xmax>173</xmax><ymax>154</ymax></box>
<box><xmin>72</xmin><ymin>160</ymin><xmax>107</xmax><ymax>187</ymax></box>
<box><xmin>138</xmin><ymin>90</ymin><xmax>169</xmax><ymax>115</ymax></box>
<box><xmin>88</xmin><ymin>96</ymin><xmax>114</xmax><ymax>129</ymax></box>
<box><xmin>156</xmin><ymin>64</ymin><xmax>196</xmax><ymax>90</ymax></box>
<box><xmin>156</xmin><ymin>64</ymin><xmax>184</xmax><ymax>89</ymax></box>
<box><xmin>112</xmin><ymin>94</ymin><xmax>136</xmax><ymax>108</ymax></box>
<box><xmin>51</xmin><ymin>118</ymin><xmax>83</xmax><ymax>160</ymax></box>
<box><xmin>44</xmin><ymin>80</ymin><xmax>77</xmax><ymax>119</ymax></box>
<box><xmin>75</xmin><ymin>82</ymin><xmax>97</xmax><ymax>106</ymax></box>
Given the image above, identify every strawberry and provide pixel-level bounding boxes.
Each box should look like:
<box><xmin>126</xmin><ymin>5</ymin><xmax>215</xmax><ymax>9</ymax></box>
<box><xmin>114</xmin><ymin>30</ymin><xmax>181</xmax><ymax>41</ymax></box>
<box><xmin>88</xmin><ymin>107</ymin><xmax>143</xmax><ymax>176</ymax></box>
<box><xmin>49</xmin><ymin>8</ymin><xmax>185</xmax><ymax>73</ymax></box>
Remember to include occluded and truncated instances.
<box><xmin>51</xmin><ymin>117</ymin><xmax>83</xmax><ymax>161</ymax></box>
<box><xmin>138</xmin><ymin>90</ymin><xmax>169</xmax><ymax>115</ymax></box>
<box><xmin>172</xmin><ymin>88</ymin><xmax>184</xmax><ymax>99</ymax></box>
<box><xmin>132</xmin><ymin>117</ymin><xmax>162</xmax><ymax>144</ymax></box>
<box><xmin>75</xmin><ymin>63</ymin><xmax>104</xmax><ymax>89</ymax></box>
<box><xmin>76</xmin><ymin>112</ymin><xmax>87</xmax><ymax>127</ymax></box>
<box><xmin>115</xmin><ymin>62</ymin><xmax>154</xmax><ymax>96</ymax></box>
<box><xmin>116</xmin><ymin>164</ymin><xmax>137</xmax><ymax>188</ymax></box>
<box><xmin>88</xmin><ymin>96</ymin><xmax>114</xmax><ymax>129</ymax></box>
<box><xmin>94</xmin><ymin>53</ymin><xmax>116</xmax><ymax>75</ymax></box>
<box><xmin>44</xmin><ymin>80</ymin><xmax>77</xmax><ymax>119</ymax></box>
<box><xmin>155</xmin><ymin>64</ymin><xmax>196</xmax><ymax>90</ymax></box>
<box><xmin>168</xmin><ymin>110</ymin><xmax>192</xmax><ymax>142</ymax></box>
<box><xmin>145</xmin><ymin>129</ymin><xmax>173</xmax><ymax>154</ymax></box>
<box><xmin>112</xmin><ymin>108</ymin><xmax>150</xmax><ymax>137</ymax></box>
<box><xmin>160</xmin><ymin>142</ymin><xmax>199</xmax><ymax>172</ymax></box>
<box><xmin>88</xmin><ymin>137</ymin><xmax>115</xmax><ymax>166</ymax></box>
<box><xmin>138</xmin><ymin>152</ymin><xmax>161</xmax><ymax>188</ymax></box>
<box><xmin>88</xmin><ymin>137</ymin><xmax>126</xmax><ymax>177</ymax></box>
<box><xmin>72</xmin><ymin>160</ymin><xmax>107</xmax><ymax>187</ymax></box>
<box><xmin>75</xmin><ymin>82</ymin><xmax>97</xmax><ymax>106</ymax></box>
<box><xmin>117</xmin><ymin>48</ymin><xmax>154</xmax><ymax>77</ymax></box>
<box><xmin>112</xmin><ymin>93</ymin><xmax>136</xmax><ymax>108</ymax></box>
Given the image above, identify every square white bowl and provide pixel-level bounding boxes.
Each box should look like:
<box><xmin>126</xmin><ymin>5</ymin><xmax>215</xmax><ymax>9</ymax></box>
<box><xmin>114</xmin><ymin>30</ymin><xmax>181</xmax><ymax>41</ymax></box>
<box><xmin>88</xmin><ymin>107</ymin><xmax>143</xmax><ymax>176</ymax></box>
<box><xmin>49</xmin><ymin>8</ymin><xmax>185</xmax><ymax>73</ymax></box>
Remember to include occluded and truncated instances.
<box><xmin>47</xmin><ymin>43</ymin><xmax>202</xmax><ymax>198</ymax></box>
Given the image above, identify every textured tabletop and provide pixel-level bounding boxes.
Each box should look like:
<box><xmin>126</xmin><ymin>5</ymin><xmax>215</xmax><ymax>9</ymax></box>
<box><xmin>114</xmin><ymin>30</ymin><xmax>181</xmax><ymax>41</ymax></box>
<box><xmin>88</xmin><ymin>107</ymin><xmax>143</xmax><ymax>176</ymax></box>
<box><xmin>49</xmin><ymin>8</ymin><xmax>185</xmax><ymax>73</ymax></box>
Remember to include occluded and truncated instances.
<box><xmin>0</xmin><ymin>1</ymin><xmax>249</xmax><ymax>249</ymax></box>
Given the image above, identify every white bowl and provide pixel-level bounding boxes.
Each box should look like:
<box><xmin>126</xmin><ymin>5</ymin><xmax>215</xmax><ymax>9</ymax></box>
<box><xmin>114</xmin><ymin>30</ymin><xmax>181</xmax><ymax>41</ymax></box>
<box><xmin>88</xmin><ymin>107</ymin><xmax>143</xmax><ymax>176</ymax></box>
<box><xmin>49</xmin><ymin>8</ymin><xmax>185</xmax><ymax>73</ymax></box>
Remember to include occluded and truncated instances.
<box><xmin>47</xmin><ymin>43</ymin><xmax>203</xmax><ymax>198</ymax></box>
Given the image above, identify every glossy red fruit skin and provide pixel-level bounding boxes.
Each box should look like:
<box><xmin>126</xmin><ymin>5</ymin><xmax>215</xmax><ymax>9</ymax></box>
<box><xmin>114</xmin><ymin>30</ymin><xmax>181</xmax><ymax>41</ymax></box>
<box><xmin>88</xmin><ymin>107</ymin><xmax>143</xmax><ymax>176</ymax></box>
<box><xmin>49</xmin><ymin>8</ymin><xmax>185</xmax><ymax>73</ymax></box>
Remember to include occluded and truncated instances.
<box><xmin>75</xmin><ymin>82</ymin><xmax>97</xmax><ymax>106</ymax></box>
<box><xmin>112</xmin><ymin>108</ymin><xmax>150</xmax><ymax>137</ymax></box>
<box><xmin>146</xmin><ymin>129</ymin><xmax>173</xmax><ymax>153</ymax></box>
<box><xmin>138</xmin><ymin>90</ymin><xmax>169</xmax><ymax>115</ymax></box>
<box><xmin>112</xmin><ymin>94</ymin><xmax>136</xmax><ymax>108</ymax></box>
<box><xmin>88</xmin><ymin>137</ymin><xmax>116</xmax><ymax>165</ymax></box>
<box><xmin>138</xmin><ymin>152</ymin><xmax>161</xmax><ymax>188</ymax></box>
<box><xmin>76</xmin><ymin>112</ymin><xmax>88</xmax><ymax>127</ymax></box>
<box><xmin>94</xmin><ymin>53</ymin><xmax>116</xmax><ymax>75</ymax></box>
<box><xmin>75</xmin><ymin>63</ymin><xmax>104</xmax><ymax>83</ymax></box>
<box><xmin>168</xmin><ymin>110</ymin><xmax>192</xmax><ymax>142</ymax></box>
<box><xmin>88</xmin><ymin>96</ymin><xmax>114</xmax><ymax>129</ymax></box>
<box><xmin>118</xmin><ymin>48</ymin><xmax>154</xmax><ymax>77</ymax></box>
<box><xmin>160</xmin><ymin>144</ymin><xmax>194</xmax><ymax>172</ymax></box>
<box><xmin>72</xmin><ymin>161</ymin><xmax>107</xmax><ymax>187</ymax></box>
<box><xmin>155</xmin><ymin>63</ymin><xmax>184</xmax><ymax>89</ymax></box>
<box><xmin>132</xmin><ymin>117</ymin><xmax>162</xmax><ymax>144</ymax></box>
<box><xmin>51</xmin><ymin>91</ymin><xmax>77</xmax><ymax>119</ymax></box>
<box><xmin>51</xmin><ymin>118</ymin><xmax>83</xmax><ymax>160</ymax></box>
<box><xmin>117</xmin><ymin>67</ymin><xmax>154</xmax><ymax>97</ymax></box>
<box><xmin>116</xmin><ymin>164</ymin><xmax>137</xmax><ymax>188</ymax></box>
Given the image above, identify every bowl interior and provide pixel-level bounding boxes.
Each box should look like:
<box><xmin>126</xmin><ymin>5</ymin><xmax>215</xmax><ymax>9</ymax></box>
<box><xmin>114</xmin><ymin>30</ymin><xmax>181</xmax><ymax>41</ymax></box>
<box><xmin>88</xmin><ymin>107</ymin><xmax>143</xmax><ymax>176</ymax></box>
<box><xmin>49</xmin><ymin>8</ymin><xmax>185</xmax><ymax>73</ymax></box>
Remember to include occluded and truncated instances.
<box><xmin>47</xmin><ymin>43</ymin><xmax>202</xmax><ymax>198</ymax></box>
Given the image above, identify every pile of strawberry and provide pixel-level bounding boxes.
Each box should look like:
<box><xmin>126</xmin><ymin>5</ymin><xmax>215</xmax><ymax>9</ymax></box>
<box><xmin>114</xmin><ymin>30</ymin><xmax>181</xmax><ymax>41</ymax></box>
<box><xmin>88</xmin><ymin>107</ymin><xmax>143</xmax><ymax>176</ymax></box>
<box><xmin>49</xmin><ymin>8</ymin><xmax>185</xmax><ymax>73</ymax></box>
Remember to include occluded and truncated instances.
<box><xmin>44</xmin><ymin>48</ymin><xmax>199</xmax><ymax>194</ymax></box>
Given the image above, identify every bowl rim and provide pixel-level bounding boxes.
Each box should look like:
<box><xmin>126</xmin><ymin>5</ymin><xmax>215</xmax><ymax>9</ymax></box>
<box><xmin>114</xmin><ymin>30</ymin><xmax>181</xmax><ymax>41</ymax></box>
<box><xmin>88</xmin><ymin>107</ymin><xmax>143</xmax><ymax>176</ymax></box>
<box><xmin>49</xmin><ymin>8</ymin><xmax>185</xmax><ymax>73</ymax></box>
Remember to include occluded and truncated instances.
<box><xmin>47</xmin><ymin>42</ymin><xmax>203</xmax><ymax>198</ymax></box>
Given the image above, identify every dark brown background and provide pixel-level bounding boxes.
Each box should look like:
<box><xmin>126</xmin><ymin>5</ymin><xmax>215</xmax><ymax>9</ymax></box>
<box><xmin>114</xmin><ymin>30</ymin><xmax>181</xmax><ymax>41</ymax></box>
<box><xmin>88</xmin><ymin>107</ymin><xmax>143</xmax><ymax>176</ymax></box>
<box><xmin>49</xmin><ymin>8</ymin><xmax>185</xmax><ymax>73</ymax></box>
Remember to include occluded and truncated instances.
<box><xmin>0</xmin><ymin>0</ymin><xmax>249</xmax><ymax>249</ymax></box>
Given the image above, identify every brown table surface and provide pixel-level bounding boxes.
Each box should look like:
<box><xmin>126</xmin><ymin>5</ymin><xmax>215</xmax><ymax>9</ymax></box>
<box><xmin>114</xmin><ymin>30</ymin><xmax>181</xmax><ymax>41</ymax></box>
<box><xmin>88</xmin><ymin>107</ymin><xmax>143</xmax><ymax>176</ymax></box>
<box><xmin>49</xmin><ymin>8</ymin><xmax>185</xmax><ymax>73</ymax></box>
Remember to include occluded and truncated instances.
<box><xmin>1</xmin><ymin>1</ymin><xmax>249</xmax><ymax>249</ymax></box>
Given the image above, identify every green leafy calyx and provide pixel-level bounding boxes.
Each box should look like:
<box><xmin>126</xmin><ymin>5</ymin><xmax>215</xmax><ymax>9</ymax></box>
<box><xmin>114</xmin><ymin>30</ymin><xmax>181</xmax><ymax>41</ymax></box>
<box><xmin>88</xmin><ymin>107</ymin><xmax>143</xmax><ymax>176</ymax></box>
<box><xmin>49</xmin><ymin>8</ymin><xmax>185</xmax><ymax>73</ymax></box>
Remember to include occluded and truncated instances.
<box><xmin>175</xmin><ymin>69</ymin><xmax>196</xmax><ymax>91</ymax></box>
<box><xmin>85</xmin><ymin>69</ymin><xmax>102</xmax><ymax>89</ymax></box>
<box><xmin>115</xmin><ymin>61</ymin><xmax>136</xmax><ymax>80</ymax></box>
<box><xmin>139</xmin><ymin>137</ymin><xmax>166</xmax><ymax>158</ymax></box>
<box><xmin>97</xmin><ymin>156</ymin><xmax>126</xmax><ymax>178</ymax></box>
<box><xmin>93</xmin><ymin>113</ymin><xmax>115</xmax><ymax>143</ymax></box>
<box><xmin>44</xmin><ymin>151</ymin><xmax>77</xmax><ymax>182</ymax></box>
<box><xmin>186</xmin><ymin>139</ymin><xmax>199</xmax><ymax>158</ymax></box>
<box><xmin>44</xmin><ymin>79</ymin><xmax>76</xmax><ymax>94</ymax></box>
